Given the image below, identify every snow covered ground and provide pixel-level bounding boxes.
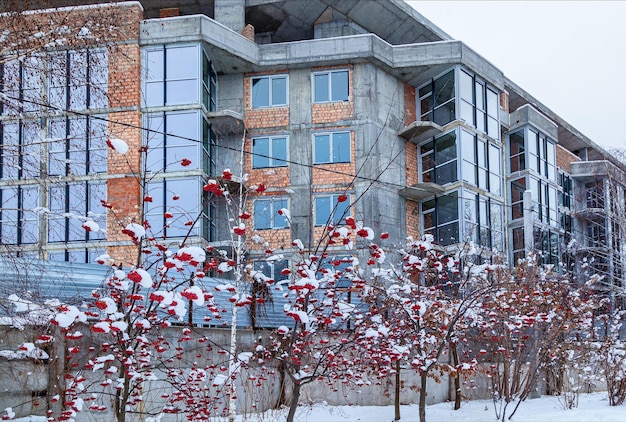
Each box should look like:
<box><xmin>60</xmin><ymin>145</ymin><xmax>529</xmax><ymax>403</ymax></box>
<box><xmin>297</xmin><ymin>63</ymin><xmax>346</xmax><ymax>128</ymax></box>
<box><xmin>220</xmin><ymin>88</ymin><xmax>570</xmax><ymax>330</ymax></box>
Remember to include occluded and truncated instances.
<box><xmin>10</xmin><ymin>393</ymin><xmax>625</xmax><ymax>422</ymax></box>
<box><xmin>230</xmin><ymin>392</ymin><xmax>625</xmax><ymax>422</ymax></box>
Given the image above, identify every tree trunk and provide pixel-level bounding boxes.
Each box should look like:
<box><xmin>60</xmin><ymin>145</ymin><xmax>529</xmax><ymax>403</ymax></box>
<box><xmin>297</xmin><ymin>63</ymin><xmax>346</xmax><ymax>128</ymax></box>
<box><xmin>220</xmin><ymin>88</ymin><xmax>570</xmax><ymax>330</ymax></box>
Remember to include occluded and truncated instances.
<box><xmin>286</xmin><ymin>382</ymin><xmax>301</xmax><ymax>422</ymax></box>
<box><xmin>394</xmin><ymin>361</ymin><xmax>401</xmax><ymax>421</ymax></box>
<box><xmin>274</xmin><ymin>361</ymin><xmax>287</xmax><ymax>409</ymax></box>
<box><xmin>450</xmin><ymin>343</ymin><xmax>462</xmax><ymax>410</ymax></box>
<box><xmin>419</xmin><ymin>371</ymin><xmax>428</xmax><ymax>422</ymax></box>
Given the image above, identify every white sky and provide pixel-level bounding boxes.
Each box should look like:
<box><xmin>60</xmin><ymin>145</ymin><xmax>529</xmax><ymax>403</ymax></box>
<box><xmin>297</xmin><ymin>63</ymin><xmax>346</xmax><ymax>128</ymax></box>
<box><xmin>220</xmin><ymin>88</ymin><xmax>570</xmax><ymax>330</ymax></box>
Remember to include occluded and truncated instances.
<box><xmin>407</xmin><ymin>1</ymin><xmax>626</xmax><ymax>150</ymax></box>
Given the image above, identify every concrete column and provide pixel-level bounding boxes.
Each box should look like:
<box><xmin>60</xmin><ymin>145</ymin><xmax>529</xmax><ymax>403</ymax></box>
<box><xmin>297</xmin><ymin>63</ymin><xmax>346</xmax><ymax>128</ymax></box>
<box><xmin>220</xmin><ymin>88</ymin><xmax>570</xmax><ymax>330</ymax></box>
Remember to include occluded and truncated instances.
<box><xmin>214</xmin><ymin>0</ymin><xmax>245</xmax><ymax>32</ymax></box>
<box><xmin>523</xmin><ymin>190</ymin><xmax>534</xmax><ymax>257</ymax></box>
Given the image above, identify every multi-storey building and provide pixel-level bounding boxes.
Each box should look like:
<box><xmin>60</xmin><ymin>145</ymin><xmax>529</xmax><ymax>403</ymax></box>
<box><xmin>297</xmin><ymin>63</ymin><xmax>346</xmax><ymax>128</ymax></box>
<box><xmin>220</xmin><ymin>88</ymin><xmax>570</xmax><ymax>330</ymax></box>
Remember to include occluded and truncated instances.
<box><xmin>1</xmin><ymin>0</ymin><xmax>624</xmax><ymax>307</ymax></box>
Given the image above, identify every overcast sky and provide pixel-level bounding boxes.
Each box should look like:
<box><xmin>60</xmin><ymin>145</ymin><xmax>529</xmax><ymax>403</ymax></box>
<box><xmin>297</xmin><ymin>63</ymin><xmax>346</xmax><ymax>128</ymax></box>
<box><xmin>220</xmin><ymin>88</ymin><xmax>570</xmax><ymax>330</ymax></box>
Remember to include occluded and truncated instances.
<box><xmin>407</xmin><ymin>1</ymin><xmax>626</xmax><ymax>150</ymax></box>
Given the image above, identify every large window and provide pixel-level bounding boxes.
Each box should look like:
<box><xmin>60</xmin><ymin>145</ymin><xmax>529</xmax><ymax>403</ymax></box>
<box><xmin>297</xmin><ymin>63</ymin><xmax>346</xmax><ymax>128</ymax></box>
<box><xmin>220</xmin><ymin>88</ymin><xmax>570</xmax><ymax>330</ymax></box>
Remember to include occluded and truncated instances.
<box><xmin>48</xmin><ymin>49</ymin><xmax>108</xmax><ymax>111</ymax></box>
<box><xmin>529</xmin><ymin>176</ymin><xmax>558</xmax><ymax>226</ymax></box>
<box><xmin>314</xmin><ymin>131</ymin><xmax>350</xmax><ymax>164</ymax></box>
<box><xmin>0</xmin><ymin>120</ymin><xmax>40</xmax><ymax>179</ymax></box>
<box><xmin>2</xmin><ymin>56</ymin><xmax>42</xmax><ymax>114</ymax></box>
<box><xmin>48</xmin><ymin>116</ymin><xmax>107</xmax><ymax>176</ymax></box>
<box><xmin>313</xmin><ymin>70</ymin><xmax>349</xmax><ymax>103</ymax></box>
<box><xmin>143</xmin><ymin>44</ymin><xmax>214</xmax><ymax>108</ymax></box>
<box><xmin>315</xmin><ymin>194</ymin><xmax>350</xmax><ymax>226</ymax></box>
<box><xmin>422</xmin><ymin>191</ymin><xmax>459</xmax><ymax>246</ymax></box>
<box><xmin>145</xmin><ymin>111</ymin><xmax>214</xmax><ymax>174</ymax></box>
<box><xmin>510</xmin><ymin>177</ymin><xmax>526</xmax><ymax>221</ymax></box>
<box><xmin>420</xmin><ymin>131</ymin><xmax>457</xmax><ymax>185</ymax></box>
<box><xmin>252</xmin><ymin>136</ymin><xmax>288</xmax><ymax>168</ymax></box>
<box><xmin>145</xmin><ymin>177</ymin><xmax>212</xmax><ymax>240</ymax></box>
<box><xmin>460</xmin><ymin>129</ymin><xmax>501</xmax><ymax>195</ymax></box>
<box><xmin>527</xmin><ymin>129</ymin><xmax>556</xmax><ymax>181</ymax></box>
<box><xmin>254</xmin><ymin>198</ymin><xmax>289</xmax><ymax>230</ymax></box>
<box><xmin>459</xmin><ymin>69</ymin><xmax>499</xmax><ymax>138</ymax></box>
<box><xmin>48</xmin><ymin>182</ymin><xmax>106</xmax><ymax>243</ymax></box>
<box><xmin>509</xmin><ymin>129</ymin><xmax>525</xmax><ymax>172</ymax></box>
<box><xmin>534</xmin><ymin>228</ymin><xmax>560</xmax><ymax>267</ymax></box>
<box><xmin>251</xmin><ymin>75</ymin><xmax>287</xmax><ymax>108</ymax></box>
<box><xmin>512</xmin><ymin>227</ymin><xmax>525</xmax><ymax>264</ymax></box>
<box><xmin>419</xmin><ymin>69</ymin><xmax>455</xmax><ymax>126</ymax></box>
<box><xmin>0</xmin><ymin>186</ymin><xmax>39</xmax><ymax>245</ymax></box>
<box><xmin>462</xmin><ymin>193</ymin><xmax>503</xmax><ymax>251</ymax></box>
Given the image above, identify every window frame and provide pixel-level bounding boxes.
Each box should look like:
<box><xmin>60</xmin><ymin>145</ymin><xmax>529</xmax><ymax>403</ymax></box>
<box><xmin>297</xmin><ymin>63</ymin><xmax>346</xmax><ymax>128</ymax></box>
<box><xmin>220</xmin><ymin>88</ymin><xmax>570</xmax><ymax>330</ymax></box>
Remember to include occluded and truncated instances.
<box><xmin>313</xmin><ymin>131</ymin><xmax>351</xmax><ymax>164</ymax></box>
<box><xmin>314</xmin><ymin>194</ymin><xmax>350</xmax><ymax>226</ymax></box>
<box><xmin>313</xmin><ymin>69</ymin><xmax>349</xmax><ymax>103</ymax></box>
<box><xmin>47</xmin><ymin>181</ymin><xmax>106</xmax><ymax>244</ymax></box>
<box><xmin>421</xmin><ymin>190</ymin><xmax>460</xmax><ymax>247</ymax></box>
<box><xmin>252</xmin><ymin>135</ymin><xmax>288</xmax><ymax>169</ymax></box>
<box><xmin>144</xmin><ymin>177</ymin><xmax>211</xmax><ymax>240</ymax></box>
<box><xmin>419</xmin><ymin>130</ymin><xmax>457</xmax><ymax>185</ymax></box>
<box><xmin>143</xmin><ymin>44</ymin><xmax>202</xmax><ymax>107</ymax></box>
<box><xmin>253</xmin><ymin>197</ymin><xmax>289</xmax><ymax>230</ymax></box>
<box><xmin>250</xmin><ymin>74</ymin><xmax>288</xmax><ymax>108</ymax></box>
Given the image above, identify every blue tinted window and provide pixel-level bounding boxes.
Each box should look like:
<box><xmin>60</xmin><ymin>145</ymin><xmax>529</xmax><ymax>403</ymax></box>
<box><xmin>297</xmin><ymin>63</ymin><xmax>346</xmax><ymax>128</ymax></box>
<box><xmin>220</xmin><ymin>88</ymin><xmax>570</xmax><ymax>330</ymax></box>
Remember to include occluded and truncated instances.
<box><xmin>314</xmin><ymin>132</ymin><xmax>350</xmax><ymax>164</ymax></box>
<box><xmin>314</xmin><ymin>70</ymin><xmax>349</xmax><ymax>103</ymax></box>
<box><xmin>254</xmin><ymin>198</ymin><xmax>288</xmax><ymax>229</ymax></box>
<box><xmin>251</xmin><ymin>75</ymin><xmax>287</xmax><ymax>108</ymax></box>
<box><xmin>315</xmin><ymin>194</ymin><xmax>350</xmax><ymax>226</ymax></box>
<box><xmin>252</xmin><ymin>136</ymin><xmax>288</xmax><ymax>168</ymax></box>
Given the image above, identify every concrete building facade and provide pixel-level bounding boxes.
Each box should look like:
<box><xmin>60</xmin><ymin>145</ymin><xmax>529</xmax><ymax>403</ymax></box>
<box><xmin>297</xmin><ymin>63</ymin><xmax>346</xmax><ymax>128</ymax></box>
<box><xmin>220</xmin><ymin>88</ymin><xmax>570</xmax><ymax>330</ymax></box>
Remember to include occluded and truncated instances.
<box><xmin>1</xmin><ymin>0</ymin><xmax>624</xmax><ymax>306</ymax></box>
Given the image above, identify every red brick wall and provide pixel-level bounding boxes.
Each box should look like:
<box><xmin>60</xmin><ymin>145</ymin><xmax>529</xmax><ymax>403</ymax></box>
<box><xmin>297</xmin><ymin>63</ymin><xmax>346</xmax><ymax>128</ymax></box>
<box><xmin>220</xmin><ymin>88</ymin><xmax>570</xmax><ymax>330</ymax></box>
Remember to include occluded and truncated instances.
<box><xmin>243</xmin><ymin>72</ymin><xmax>290</xmax><ymax>129</ymax></box>
<box><xmin>556</xmin><ymin>144</ymin><xmax>580</xmax><ymax>174</ymax></box>
<box><xmin>404</xmin><ymin>83</ymin><xmax>416</xmax><ymax>124</ymax></box>
<box><xmin>311</xmin><ymin>66</ymin><xmax>354</xmax><ymax>124</ymax></box>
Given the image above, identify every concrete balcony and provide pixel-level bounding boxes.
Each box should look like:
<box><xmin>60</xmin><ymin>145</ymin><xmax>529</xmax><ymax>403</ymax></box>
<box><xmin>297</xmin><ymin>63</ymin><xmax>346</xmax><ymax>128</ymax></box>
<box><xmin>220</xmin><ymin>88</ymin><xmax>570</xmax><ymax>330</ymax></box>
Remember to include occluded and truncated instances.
<box><xmin>399</xmin><ymin>182</ymin><xmax>444</xmax><ymax>201</ymax></box>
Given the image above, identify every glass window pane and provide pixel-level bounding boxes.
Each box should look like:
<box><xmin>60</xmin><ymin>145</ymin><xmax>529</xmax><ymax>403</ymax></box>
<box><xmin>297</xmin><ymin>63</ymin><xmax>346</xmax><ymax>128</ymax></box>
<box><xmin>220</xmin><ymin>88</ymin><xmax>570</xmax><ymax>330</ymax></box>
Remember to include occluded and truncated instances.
<box><xmin>314</xmin><ymin>134</ymin><xmax>330</xmax><ymax>164</ymax></box>
<box><xmin>474</xmin><ymin>81</ymin><xmax>485</xmax><ymax>111</ymax></box>
<box><xmin>166</xmin><ymin>46</ymin><xmax>198</xmax><ymax>80</ymax></box>
<box><xmin>1</xmin><ymin>188</ymin><xmax>18</xmax><ymax>243</ymax></box>
<box><xmin>166</xmin><ymin>79</ymin><xmax>198</xmax><ymax>105</ymax></box>
<box><xmin>459</xmin><ymin>71</ymin><xmax>473</xmax><ymax>103</ymax></box>
<box><xmin>438</xmin><ymin>193</ymin><xmax>458</xmax><ymax>225</ymax></box>
<box><xmin>487</xmin><ymin>89</ymin><xmax>498</xmax><ymax>118</ymax></box>
<box><xmin>436</xmin><ymin>132</ymin><xmax>456</xmax><ymax>164</ymax></box>
<box><xmin>1</xmin><ymin>123</ymin><xmax>19</xmax><ymax>179</ymax></box>
<box><xmin>331</xmin><ymin>71</ymin><xmax>348</xmax><ymax>101</ymax></box>
<box><xmin>272</xmin><ymin>137</ymin><xmax>288</xmax><ymax>166</ymax></box>
<box><xmin>275</xmin><ymin>198</ymin><xmax>289</xmax><ymax>228</ymax></box>
<box><xmin>145</xmin><ymin>114</ymin><xmax>165</xmax><ymax>172</ymax></box>
<box><xmin>48</xmin><ymin>119</ymin><xmax>66</xmax><ymax>176</ymax></box>
<box><xmin>487</xmin><ymin>117</ymin><xmax>499</xmax><ymax>139</ymax></box>
<box><xmin>145</xmin><ymin>49</ymin><xmax>164</xmax><ymax>82</ymax></box>
<box><xmin>433</xmin><ymin>100</ymin><xmax>455</xmax><ymax>126</ymax></box>
<box><xmin>315</xmin><ymin>196</ymin><xmax>331</xmax><ymax>225</ymax></box>
<box><xmin>462</xmin><ymin>160</ymin><xmax>476</xmax><ymax>185</ymax></box>
<box><xmin>272</xmin><ymin>77</ymin><xmax>287</xmax><ymax>105</ymax></box>
<box><xmin>89</xmin><ymin>117</ymin><xmax>108</xmax><ymax>174</ymax></box>
<box><xmin>69</xmin><ymin>118</ymin><xmax>86</xmax><ymax>176</ymax></box>
<box><xmin>460</xmin><ymin>101</ymin><xmax>473</xmax><ymax>125</ymax></box>
<box><xmin>437</xmin><ymin>161</ymin><xmax>457</xmax><ymax>185</ymax></box>
<box><xmin>145</xmin><ymin>81</ymin><xmax>164</xmax><ymax>106</ymax></box>
<box><xmin>252</xmin><ymin>77</ymin><xmax>269</xmax><ymax>108</ymax></box>
<box><xmin>254</xmin><ymin>200</ymin><xmax>271</xmax><ymax>230</ymax></box>
<box><xmin>253</xmin><ymin>137</ymin><xmax>270</xmax><ymax>168</ymax></box>
<box><xmin>333</xmin><ymin>132</ymin><xmax>350</xmax><ymax>163</ymax></box>
<box><xmin>433</xmin><ymin>70</ymin><xmax>454</xmax><ymax>107</ymax></box>
<box><xmin>314</xmin><ymin>73</ymin><xmax>329</xmax><ymax>103</ymax></box>
<box><xmin>334</xmin><ymin>195</ymin><xmax>350</xmax><ymax>224</ymax></box>
<box><xmin>22</xmin><ymin>121</ymin><xmax>40</xmax><ymax>178</ymax></box>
